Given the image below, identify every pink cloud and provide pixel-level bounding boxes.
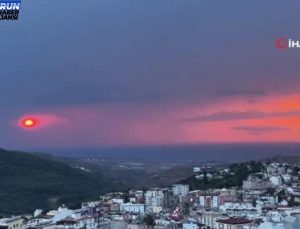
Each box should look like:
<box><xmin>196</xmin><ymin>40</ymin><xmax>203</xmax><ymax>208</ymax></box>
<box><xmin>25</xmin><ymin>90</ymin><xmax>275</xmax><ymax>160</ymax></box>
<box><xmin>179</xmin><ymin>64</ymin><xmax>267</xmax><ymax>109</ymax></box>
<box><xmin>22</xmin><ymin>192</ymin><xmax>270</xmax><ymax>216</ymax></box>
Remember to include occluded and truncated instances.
<box><xmin>12</xmin><ymin>93</ymin><xmax>300</xmax><ymax>148</ymax></box>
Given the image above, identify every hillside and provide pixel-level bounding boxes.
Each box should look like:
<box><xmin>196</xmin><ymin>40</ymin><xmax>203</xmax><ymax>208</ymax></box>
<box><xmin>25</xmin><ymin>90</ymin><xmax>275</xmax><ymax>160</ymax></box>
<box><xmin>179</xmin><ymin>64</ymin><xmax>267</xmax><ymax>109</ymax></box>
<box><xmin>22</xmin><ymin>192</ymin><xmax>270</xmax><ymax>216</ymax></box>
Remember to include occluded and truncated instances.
<box><xmin>142</xmin><ymin>166</ymin><xmax>194</xmax><ymax>188</ymax></box>
<box><xmin>180</xmin><ymin>161</ymin><xmax>264</xmax><ymax>190</ymax></box>
<box><xmin>0</xmin><ymin>149</ymin><xmax>122</xmax><ymax>216</ymax></box>
<box><xmin>267</xmin><ymin>155</ymin><xmax>300</xmax><ymax>165</ymax></box>
<box><xmin>59</xmin><ymin>157</ymin><xmax>195</xmax><ymax>189</ymax></box>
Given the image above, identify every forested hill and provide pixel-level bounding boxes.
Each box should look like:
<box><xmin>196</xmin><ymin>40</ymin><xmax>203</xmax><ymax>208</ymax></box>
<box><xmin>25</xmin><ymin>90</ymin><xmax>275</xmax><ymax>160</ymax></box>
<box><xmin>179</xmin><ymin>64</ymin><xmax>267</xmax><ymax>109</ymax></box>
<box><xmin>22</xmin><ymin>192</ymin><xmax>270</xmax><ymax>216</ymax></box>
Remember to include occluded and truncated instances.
<box><xmin>0</xmin><ymin>148</ymin><xmax>121</xmax><ymax>217</ymax></box>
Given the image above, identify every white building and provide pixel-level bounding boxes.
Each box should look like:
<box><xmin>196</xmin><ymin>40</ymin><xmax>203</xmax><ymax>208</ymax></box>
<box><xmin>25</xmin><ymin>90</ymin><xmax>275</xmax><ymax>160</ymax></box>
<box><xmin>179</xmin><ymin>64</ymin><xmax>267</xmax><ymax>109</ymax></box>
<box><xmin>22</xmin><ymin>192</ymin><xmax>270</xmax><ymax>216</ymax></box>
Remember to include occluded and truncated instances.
<box><xmin>34</xmin><ymin>209</ymin><xmax>43</xmax><ymax>218</ymax></box>
<box><xmin>134</xmin><ymin>190</ymin><xmax>144</xmax><ymax>198</ymax></box>
<box><xmin>112</xmin><ymin>198</ymin><xmax>125</xmax><ymax>204</ymax></box>
<box><xmin>243</xmin><ymin>177</ymin><xmax>265</xmax><ymax>190</ymax></box>
<box><xmin>145</xmin><ymin>189</ymin><xmax>164</xmax><ymax>213</ymax></box>
<box><xmin>212</xmin><ymin>195</ymin><xmax>220</xmax><ymax>208</ymax></box>
<box><xmin>0</xmin><ymin>216</ymin><xmax>25</xmax><ymax>229</ymax></box>
<box><xmin>282</xmin><ymin>174</ymin><xmax>291</xmax><ymax>183</ymax></box>
<box><xmin>199</xmin><ymin>211</ymin><xmax>222</xmax><ymax>229</ymax></box>
<box><xmin>199</xmin><ymin>196</ymin><xmax>205</xmax><ymax>207</ymax></box>
<box><xmin>110</xmin><ymin>220</ymin><xmax>127</xmax><ymax>229</ymax></box>
<box><xmin>120</xmin><ymin>203</ymin><xmax>145</xmax><ymax>214</ymax></box>
<box><xmin>219</xmin><ymin>202</ymin><xmax>257</xmax><ymax>218</ymax></box>
<box><xmin>270</xmin><ymin>176</ymin><xmax>283</xmax><ymax>186</ymax></box>
<box><xmin>258</xmin><ymin>222</ymin><xmax>286</xmax><ymax>229</ymax></box>
<box><xmin>51</xmin><ymin>208</ymin><xmax>74</xmax><ymax>223</ymax></box>
<box><xmin>127</xmin><ymin>224</ymin><xmax>145</xmax><ymax>229</ymax></box>
<box><xmin>172</xmin><ymin>184</ymin><xmax>189</xmax><ymax>196</ymax></box>
<box><xmin>199</xmin><ymin>193</ymin><xmax>222</xmax><ymax>209</ymax></box>
<box><xmin>193</xmin><ymin>167</ymin><xmax>201</xmax><ymax>173</ymax></box>
<box><xmin>183</xmin><ymin>219</ymin><xmax>199</xmax><ymax>229</ymax></box>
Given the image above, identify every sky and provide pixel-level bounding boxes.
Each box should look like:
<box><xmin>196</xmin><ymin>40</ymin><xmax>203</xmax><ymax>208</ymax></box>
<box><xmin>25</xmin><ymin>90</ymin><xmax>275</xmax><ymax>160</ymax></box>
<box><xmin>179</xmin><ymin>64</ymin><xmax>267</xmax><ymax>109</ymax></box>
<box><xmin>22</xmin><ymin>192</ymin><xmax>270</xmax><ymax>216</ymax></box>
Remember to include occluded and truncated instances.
<box><xmin>0</xmin><ymin>0</ymin><xmax>300</xmax><ymax>150</ymax></box>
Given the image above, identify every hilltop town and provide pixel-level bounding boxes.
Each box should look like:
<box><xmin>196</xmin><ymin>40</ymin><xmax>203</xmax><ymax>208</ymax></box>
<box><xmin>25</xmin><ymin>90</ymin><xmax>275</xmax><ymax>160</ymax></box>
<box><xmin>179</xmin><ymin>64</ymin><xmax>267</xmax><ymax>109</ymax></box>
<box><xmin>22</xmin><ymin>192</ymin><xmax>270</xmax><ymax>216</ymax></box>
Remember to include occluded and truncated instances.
<box><xmin>1</xmin><ymin>160</ymin><xmax>300</xmax><ymax>229</ymax></box>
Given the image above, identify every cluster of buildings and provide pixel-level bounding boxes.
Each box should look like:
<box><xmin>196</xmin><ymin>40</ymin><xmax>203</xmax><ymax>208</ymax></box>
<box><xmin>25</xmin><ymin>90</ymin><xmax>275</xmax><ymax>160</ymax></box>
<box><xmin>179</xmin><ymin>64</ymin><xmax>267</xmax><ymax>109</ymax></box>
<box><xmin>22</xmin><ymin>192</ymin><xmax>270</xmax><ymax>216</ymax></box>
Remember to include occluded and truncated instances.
<box><xmin>1</xmin><ymin>162</ymin><xmax>300</xmax><ymax>229</ymax></box>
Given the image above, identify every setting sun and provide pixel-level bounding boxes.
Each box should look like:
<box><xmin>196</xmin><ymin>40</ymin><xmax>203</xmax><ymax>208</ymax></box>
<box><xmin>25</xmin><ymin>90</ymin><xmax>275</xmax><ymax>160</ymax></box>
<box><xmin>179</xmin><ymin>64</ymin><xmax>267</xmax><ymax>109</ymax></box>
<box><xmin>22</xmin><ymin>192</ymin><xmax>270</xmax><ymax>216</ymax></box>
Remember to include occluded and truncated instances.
<box><xmin>22</xmin><ymin>118</ymin><xmax>36</xmax><ymax>128</ymax></box>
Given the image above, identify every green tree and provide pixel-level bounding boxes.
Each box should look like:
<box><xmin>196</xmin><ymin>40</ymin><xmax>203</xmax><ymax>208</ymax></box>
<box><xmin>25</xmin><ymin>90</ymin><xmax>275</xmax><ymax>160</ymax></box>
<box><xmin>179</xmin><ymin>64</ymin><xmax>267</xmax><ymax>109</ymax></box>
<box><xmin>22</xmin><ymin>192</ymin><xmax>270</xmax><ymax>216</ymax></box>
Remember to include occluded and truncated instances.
<box><xmin>183</xmin><ymin>202</ymin><xmax>190</xmax><ymax>215</ymax></box>
<box><xmin>143</xmin><ymin>214</ymin><xmax>156</xmax><ymax>227</ymax></box>
<box><xmin>252</xmin><ymin>198</ymin><xmax>257</xmax><ymax>207</ymax></box>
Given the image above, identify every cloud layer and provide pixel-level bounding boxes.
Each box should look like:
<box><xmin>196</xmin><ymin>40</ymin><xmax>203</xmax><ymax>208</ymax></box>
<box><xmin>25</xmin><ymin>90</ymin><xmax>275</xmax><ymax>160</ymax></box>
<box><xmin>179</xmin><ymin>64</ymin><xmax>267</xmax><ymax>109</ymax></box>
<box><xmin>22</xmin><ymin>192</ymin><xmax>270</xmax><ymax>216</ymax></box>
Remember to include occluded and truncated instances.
<box><xmin>1</xmin><ymin>0</ymin><xmax>300</xmax><ymax>149</ymax></box>
<box><xmin>182</xmin><ymin>110</ymin><xmax>300</xmax><ymax>122</ymax></box>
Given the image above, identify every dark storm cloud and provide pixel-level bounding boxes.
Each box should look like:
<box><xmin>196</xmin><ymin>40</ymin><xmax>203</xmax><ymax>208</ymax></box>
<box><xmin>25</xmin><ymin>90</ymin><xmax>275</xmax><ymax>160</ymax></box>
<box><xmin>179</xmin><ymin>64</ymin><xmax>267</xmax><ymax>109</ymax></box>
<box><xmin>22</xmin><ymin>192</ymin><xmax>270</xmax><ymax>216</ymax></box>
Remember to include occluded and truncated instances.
<box><xmin>182</xmin><ymin>110</ymin><xmax>300</xmax><ymax>122</ymax></box>
<box><xmin>233</xmin><ymin>126</ymin><xmax>289</xmax><ymax>134</ymax></box>
<box><xmin>0</xmin><ymin>0</ymin><xmax>300</xmax><ymax>110</ymax></box>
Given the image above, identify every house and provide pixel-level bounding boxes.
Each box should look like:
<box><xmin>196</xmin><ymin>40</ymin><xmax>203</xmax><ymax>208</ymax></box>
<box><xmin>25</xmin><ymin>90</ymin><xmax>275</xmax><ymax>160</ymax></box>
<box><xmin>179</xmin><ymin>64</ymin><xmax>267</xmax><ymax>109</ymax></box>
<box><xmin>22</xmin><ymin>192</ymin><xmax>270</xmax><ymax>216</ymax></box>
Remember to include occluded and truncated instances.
<box><xmin>216</xmin><ymin>217</ymin><xmax>253</xmax><ymax>229</ymax></box>
<box><xmin>0</xmin><ymin>216</ymin><xmax>25</xmax><ymax>229</ymax></box>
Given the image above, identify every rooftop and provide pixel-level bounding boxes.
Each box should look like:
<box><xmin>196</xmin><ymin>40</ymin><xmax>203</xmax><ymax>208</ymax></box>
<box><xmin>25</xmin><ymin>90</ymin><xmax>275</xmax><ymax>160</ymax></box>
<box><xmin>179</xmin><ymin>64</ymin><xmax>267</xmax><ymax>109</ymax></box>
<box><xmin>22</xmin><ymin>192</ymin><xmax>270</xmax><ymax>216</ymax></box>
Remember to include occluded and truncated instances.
<box><xmin>217</xmin><ymin>218</ymin><xmax>252</xmax><ymax>225</ymax></box>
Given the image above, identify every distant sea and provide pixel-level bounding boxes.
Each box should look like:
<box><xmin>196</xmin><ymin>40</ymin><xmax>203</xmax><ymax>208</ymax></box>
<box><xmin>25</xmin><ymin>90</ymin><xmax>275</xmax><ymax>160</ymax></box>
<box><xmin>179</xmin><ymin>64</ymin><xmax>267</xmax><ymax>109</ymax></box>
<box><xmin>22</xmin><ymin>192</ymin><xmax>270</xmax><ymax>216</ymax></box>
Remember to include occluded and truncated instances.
<box><xmin>35</xmin><ymin>143</ymin><xmax>300</xmax><ymax>163</ymax></box>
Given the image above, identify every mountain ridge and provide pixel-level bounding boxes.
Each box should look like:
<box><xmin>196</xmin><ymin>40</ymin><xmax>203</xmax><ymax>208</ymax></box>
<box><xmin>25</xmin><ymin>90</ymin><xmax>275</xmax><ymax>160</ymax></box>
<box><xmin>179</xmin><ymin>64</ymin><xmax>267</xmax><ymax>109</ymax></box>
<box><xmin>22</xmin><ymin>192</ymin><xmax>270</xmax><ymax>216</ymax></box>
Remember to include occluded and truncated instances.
<box><xmin>0</xmin><ymin>148</ymin><xmax>122</xmax><ymax>216</ymax></box>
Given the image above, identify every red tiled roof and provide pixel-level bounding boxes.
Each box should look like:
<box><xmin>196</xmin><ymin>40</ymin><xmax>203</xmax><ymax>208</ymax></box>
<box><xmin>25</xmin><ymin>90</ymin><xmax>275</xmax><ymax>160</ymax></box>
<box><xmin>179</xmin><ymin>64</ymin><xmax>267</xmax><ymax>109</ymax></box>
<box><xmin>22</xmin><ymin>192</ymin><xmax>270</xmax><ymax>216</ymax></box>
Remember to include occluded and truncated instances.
<box><xmin>217</xmin><ymin>218</ymin><xmax>252</xmax><ymax>225</ymax></box>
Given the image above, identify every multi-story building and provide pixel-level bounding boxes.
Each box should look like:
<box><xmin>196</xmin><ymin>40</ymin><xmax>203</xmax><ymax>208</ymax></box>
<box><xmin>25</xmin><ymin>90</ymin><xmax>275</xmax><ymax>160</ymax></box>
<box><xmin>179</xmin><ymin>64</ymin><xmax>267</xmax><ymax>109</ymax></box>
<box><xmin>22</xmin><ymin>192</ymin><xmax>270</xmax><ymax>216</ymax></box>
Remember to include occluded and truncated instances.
<box><xmin>199</xmin><ymin>192</ymin><xmax>226</xmax><ymax>209</ymax></box>
<box><xmin>172</xmin><ymin>184</ymin><xmax>190</xmax><ymax>197</ymax></box>
<box><xmin>120</xmin><ymin>203</ymin><xmax>145</xmax><ymax>214</ymax></box>
<box><xmin>198</xmin><ymin>211</ymin><xmax>223</xmax><ymax>229</ymax></box>
<box><xmin>145</xmin><ymin>189</ymin><xmax>164</xmax><ymax>213</ymax></box>
<box><xmin>243</xmin><ymin>176</ymin><xmax>271</xmax><ymax>201</ymax></box>
<box><xmin>219</xmin><ymin>202</ymin><xmax>257</xmax><ymax>218</ymax></box>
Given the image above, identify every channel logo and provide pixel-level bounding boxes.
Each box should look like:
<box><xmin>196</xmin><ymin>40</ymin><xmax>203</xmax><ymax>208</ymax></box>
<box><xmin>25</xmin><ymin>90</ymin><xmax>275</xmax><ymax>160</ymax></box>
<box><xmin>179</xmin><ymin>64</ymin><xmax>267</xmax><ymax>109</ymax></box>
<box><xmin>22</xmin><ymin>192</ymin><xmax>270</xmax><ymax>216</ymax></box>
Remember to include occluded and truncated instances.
<box><xmin>0</xmin><ymin>0</ymin><xmax>21</xmax><ymax>20</ymax></box>
<box><xmin>276</xmin><ymin>37</ymin><xmax>300</xmax><ymax>50</ymax></box>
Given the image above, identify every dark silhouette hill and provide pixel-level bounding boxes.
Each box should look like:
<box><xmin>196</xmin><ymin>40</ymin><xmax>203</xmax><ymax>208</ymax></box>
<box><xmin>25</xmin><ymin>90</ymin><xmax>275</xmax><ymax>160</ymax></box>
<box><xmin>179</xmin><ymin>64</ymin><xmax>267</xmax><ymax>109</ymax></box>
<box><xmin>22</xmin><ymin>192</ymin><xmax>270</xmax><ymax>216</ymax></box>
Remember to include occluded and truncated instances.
<box><xmin>0</xmin><ymin>148</ymin><xmax>121</xmax><ymax>216</ymax></box>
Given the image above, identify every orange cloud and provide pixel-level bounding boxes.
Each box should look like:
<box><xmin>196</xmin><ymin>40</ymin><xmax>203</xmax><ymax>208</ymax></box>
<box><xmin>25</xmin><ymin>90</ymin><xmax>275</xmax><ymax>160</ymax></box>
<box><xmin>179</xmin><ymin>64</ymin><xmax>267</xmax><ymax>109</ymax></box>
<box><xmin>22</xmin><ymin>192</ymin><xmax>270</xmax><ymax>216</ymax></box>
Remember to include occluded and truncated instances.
<box><xmin>12</xmin><ymin>94</ymin><xmax>300</xmax><ymax>147</ymax></box>
<box><xmin>177</xmin><ymin>93</ymin><xmax>300</xmax><ymax>143</ymax></box>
